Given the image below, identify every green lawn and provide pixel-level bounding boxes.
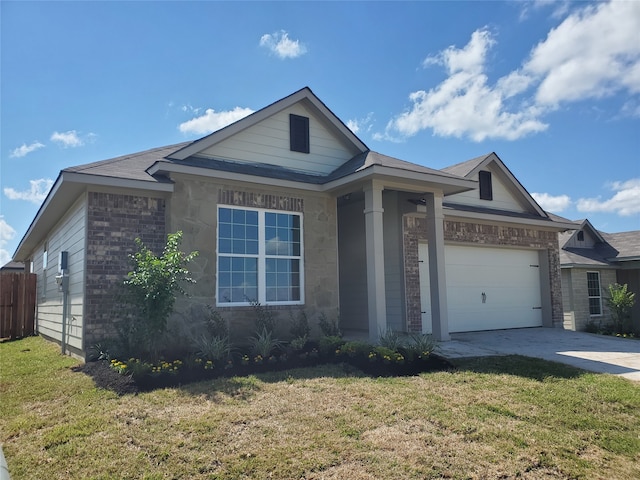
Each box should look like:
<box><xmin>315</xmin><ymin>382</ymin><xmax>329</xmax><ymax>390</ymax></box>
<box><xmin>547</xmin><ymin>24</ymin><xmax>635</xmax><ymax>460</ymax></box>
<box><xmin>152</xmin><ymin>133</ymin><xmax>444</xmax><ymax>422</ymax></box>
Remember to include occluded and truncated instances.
<box><xmin>1</xmin><ymin>336</ymin><xmax>639</xmax><ymax>479</ymax></box>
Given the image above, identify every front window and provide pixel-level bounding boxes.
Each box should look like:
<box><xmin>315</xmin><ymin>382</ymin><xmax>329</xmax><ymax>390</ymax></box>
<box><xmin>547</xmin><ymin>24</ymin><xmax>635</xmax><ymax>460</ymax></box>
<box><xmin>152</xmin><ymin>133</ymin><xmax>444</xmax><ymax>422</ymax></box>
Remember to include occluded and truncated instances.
<box><xmin>587</xmin><ymin>271</ymin><xmax>601</xmax><ymax>316</ymax></box>
<box><xmin>217</xmin><ymin>206</ymin><xmax>303</xmax><ymax>306</ymax></box>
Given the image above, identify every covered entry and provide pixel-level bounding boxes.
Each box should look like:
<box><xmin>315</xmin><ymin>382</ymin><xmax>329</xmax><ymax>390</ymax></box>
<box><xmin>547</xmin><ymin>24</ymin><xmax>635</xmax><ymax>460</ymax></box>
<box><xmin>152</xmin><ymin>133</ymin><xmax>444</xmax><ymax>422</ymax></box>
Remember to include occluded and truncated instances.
<box><xmin>419</xmin><ymin>244</ymin><xmax>543</xmax><ymax>333</ymax></box>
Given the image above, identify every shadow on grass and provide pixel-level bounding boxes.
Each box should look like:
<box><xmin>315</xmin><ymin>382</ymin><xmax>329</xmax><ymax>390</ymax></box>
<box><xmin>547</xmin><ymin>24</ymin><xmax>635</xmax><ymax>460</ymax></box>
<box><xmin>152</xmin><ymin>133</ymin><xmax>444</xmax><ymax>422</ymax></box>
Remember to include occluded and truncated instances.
<box><xmin>450</xmin><ymin>354</ymin><xmax>588</xmax><ymax>382</ymax></box>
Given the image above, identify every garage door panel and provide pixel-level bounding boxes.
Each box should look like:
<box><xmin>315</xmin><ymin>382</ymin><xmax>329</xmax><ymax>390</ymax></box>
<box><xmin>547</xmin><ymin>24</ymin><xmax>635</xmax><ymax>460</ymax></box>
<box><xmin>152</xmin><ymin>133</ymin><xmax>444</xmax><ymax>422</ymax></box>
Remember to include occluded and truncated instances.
<box><xmin>419</xmin><ymin>244</ymin><xmax>542</xmax><ymax>333</ymax></box>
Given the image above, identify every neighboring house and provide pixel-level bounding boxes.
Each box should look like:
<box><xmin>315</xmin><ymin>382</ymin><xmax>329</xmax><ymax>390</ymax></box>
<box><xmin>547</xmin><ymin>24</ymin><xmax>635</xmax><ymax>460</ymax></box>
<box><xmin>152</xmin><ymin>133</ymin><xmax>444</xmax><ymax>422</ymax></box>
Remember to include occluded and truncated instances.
<box><xmin>560</xmin><ymin>220</ymin><xmax>640</xmax><ymax>333</ymax></box>
<box><xmin>0</xmin><ymin>261</ymin><xmax>25</xmax><ymax>273</ymax></box>
<box><xmin>12</xmin><ymin>87</ymin><xmax>575</xmax><ymax>359</ymax></box>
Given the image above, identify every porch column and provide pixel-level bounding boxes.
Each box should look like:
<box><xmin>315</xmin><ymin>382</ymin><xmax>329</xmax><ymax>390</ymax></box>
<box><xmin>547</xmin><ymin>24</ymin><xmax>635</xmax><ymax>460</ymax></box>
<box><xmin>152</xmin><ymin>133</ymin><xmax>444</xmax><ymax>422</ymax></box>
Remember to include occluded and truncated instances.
<box><xmin>364</xmin><ymin>181</ymin><xmax>387</xmax><ymax>343</ymax></box>
<box><xmin>424</xmin><ymin>192</ymin><xmax>450</xmax><ymax>341</ymax></box>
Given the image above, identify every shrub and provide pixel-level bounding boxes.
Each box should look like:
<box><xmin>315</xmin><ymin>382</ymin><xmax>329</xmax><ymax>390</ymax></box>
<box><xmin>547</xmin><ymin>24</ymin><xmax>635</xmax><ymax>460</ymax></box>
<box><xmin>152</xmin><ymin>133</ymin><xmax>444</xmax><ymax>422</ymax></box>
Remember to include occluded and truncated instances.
<box><xmin>318</xmin><ymin>312</ymin><xmax>341</xmax><ymax>337</ymax></box>
<box><xmin>289</xmin><ymin>335</ymin><xmax>308</xmax><ymax>352</ymax></box>
<box><xmin>378</xmin><ymin>329</ymin><xmax>405</xmax><ymax>351</ymax></box>
<box><xmin>289</xmin><ymin>310</ymin><xmax>310</xmax><ymax>339</ymax></box>
<box><xmin>318</xmin><ymin>335</ymin><xmax>345</xmax><ymax>356</ymax></box>
<box><xmin>404</xmin><ymin>332</ymin><xmax>437</xmax><ymax>360</ymax></box>
<box><xmin>606</xmin><ymin>283</ymin><xmax>636</xmax><ymax>334</ymax></box>
<box><xmin>251</xmin><ymin>301</ymin><xmax>277</xmax><ymax>335</ymax></box>
<box><xmin>339</xmin><ymin>341</ymin><xmax>372</xmax><ymax>358</ymax></box>
<box><xmin>249</xmin><ymin>328</ymin><xmax>284</xmax><ymax>358</ymax></box>
<box><xmin>119</xmin><ymin>231</ymin><xmax>198</xmax><ymax>360</ymax></box>
<box><xmin>204</xmin><ymin>306</ymin><xmax>229</xmax><ymax>339</ymax></box>
<box><xmin>193</xmin><ymin>334</ymin><xmax>233</xmax><ymax>362</ymax></box>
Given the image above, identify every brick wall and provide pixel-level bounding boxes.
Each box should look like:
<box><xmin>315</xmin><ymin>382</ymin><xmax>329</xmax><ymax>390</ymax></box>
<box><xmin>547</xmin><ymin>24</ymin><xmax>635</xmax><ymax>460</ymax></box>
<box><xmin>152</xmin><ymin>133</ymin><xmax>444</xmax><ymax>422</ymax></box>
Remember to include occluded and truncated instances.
<box><xmin>84</xmin><ymin>192</ymin><xmax>166</xmax><ymax>346</ymax></box>
<box><xmin>403</xmin><ymin>215</ymin><xmax>563</xmax><ymax>333</ymax></box>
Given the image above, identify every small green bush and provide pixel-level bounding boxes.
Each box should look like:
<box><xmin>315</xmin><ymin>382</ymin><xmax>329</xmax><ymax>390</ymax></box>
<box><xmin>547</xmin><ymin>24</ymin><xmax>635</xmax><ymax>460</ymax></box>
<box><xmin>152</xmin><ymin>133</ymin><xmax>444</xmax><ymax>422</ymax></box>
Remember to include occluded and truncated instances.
<box><xmin>606</xmin><ymin>283</ymin><xmax>636</xmax><ymax>334</ymax></box>
<box><xmin>251</xmin><ymin>301</ymin><xmax>277</xmax><ymax>334</ymax></box>
<box><xmin>339</xmin><ymin>341</ymin><xmax>373</xmax><ymax>358</ymax></box>
<box><xmin>318</xmin><ymin>312</ymin><xmax>341</xmax><ymax>337</ymax></box>
<box><xmin>318</xmin><ymin>335</ymin><xmax>345</xmax><ymax>356</ymax></box>
<box><xmin>289</xmin><ymin>310</ymin><xmax>310</xmax><ymax>339</ymax></box>
<box><xmin>250</xmin><ymin>328</ymin><xmax>284</xmax><ymax>358</ymax></box>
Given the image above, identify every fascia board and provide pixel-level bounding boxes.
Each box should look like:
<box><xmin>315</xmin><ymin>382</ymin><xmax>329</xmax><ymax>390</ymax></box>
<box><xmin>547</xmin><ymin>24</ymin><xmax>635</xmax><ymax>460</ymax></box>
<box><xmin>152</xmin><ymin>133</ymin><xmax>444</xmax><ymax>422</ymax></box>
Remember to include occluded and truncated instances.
<box><xmin>561</xmin><ymin>263</ymin><xmax>618</xmax><ymax>269</ymax></box>
<box><xmin>323</xmin><ymin>165</ymin><xmax>477</xmax><ymax>195</ymax></box>
<box><xmin>63</xmin><ymin>172</ymin><xmax>174</xmax><ymax>192</ymax></box>
<box><xmin>443</xmin><ymin>208</ymin><xmax>577</xmax><ymax>231</ymax></box>
<box><xmin>152</xmin><ymin>161</ymin><xmax>325</xmax><ymax>192</ymax></box>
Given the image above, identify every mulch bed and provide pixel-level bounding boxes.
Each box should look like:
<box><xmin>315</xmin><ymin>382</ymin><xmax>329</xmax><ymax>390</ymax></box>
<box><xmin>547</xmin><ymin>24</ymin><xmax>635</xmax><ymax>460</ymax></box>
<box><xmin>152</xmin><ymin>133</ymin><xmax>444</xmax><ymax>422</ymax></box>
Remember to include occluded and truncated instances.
<box><xmin>73</xmin><ymin>354</ymin><xmax>455</xmax><ymax>396</ymax></box>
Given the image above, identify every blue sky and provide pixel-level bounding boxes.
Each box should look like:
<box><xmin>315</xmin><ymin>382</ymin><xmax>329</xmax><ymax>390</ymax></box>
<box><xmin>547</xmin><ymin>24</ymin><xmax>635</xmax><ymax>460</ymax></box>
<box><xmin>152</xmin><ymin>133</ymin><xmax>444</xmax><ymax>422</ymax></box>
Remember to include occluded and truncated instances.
<box><xmin>1</xmin><ymin>0</ymin><xmax>639</xmax><ymax>265</ymax></box>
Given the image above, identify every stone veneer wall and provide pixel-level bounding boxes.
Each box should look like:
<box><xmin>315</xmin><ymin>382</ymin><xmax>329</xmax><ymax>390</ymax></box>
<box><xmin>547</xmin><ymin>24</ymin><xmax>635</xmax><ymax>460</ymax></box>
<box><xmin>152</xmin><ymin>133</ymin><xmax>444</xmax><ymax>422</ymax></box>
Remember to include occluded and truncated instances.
<box><xmin>403</xmin><ymin>215</ymin><xmax>563</xmax><ymax>332</ymax></box>
<box><xmin>85</xmin><ymin>192</ymin><xmax>166</xmax><ymax>347</ymax></box>
<box><xmin>168</xmin><ymin>176</ymin><xmax>339</xmax><ymax>342</ymax></box>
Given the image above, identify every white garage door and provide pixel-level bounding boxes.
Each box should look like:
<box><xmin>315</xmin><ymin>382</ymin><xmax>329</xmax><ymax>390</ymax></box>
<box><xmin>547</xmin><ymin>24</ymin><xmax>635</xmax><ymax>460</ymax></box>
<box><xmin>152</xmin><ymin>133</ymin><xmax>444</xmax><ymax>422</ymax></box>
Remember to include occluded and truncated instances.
<box><xmin>419</xmin><ymin>244</ymin><xmax>543</xmax><ymax>333</ymax></box>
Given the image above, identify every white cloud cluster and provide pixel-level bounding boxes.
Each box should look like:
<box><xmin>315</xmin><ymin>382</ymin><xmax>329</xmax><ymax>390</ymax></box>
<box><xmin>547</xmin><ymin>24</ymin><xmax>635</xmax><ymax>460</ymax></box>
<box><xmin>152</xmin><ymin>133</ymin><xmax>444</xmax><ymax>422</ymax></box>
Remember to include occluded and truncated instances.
<box><xmin>576</xmin><ymin>178</ymin><xmax>640</xmax><ymax>217</ymax></box>
<box><xmin>346</xmin><ymin>113</ymin><xmax>374</xmax><ymax>135</ymax></box>
<box><xmin>4</xmin><ymin>178</ymin><xmax>54</xmax><ymax>205</ymax></box>
<box><xmin>260</xmin><ymin>30</ymin><xmax>307</xmax><ymax>59</ymax></box>
<box><xmin>531</xmin><ymin>192</ymin><xmax>572</xmax><ymax>213</ymax></box>
<box><xmin>50</xmin><ymin>130</ymin><xmax>83</xmax><ymax>147</ymax></box>
<box><xmin>379</xmin><ymin>1</ymin><xmax>640</xmax><ymax>142</ymax></box>
<box><xmin>178</xmin><ymin>107</ymin><xmax>254</xmax><ymax>135</ymax></box>
<box><xmin>10</xmin><ymin>130</ymin><xmax>94</xmax><ymax>158</ymax></box>
<box><xmin>0</xmin><ymin>216</ymin><xmax>16</xmax><ymax>266</ymax></box>
<box><xmin>10</xmin><ymin>141</ymin><xmax>45</xmax><ymax>158</ymax></box>
<box><xmin>532</xmin><ymin>178</ymin><xmax>640</xmax><ymax>218</ymax></box>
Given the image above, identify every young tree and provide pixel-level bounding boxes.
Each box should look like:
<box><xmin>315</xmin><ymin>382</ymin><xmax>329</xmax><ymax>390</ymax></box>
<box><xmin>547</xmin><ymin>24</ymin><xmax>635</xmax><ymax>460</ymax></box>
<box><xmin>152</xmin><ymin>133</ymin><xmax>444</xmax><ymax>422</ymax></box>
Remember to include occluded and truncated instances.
<box><xmin>606</xmin><ymin>283</ymin><xmax>635</xmax><ymax>334</ymax></box>
<box><xmin>123</xmin><ymin>231</ymin><xmax>198</xmax><ymax>359</ymax></box>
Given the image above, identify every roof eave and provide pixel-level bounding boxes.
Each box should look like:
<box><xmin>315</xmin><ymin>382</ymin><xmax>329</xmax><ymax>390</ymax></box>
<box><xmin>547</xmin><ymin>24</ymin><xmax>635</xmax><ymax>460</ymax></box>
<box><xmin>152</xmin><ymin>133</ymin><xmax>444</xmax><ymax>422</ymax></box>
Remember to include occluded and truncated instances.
<box><xmin>13</xmin><ymin>172</ymin><xmax>173</xmax><ymax>261</ymax></box>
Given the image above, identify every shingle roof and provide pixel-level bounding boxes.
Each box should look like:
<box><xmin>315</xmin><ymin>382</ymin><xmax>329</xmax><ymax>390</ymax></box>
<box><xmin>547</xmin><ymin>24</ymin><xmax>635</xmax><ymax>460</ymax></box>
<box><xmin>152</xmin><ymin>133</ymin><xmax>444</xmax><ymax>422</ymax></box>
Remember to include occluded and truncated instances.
<box><xmin>64</xmin><ymin>142</ymin><xmax>192</xmax><ymax>182</ymax></box>
<box><xmin>560</xmin><ymin>225</ymin><xmax>640</xmax><ymax>266</ymax></box>
<box><xmin>602</xmin><ymin>231</ymin><xmax>640</xmax><ymax>259</ymax></box>
<box><xmin>440</xmin><ymin>153</ymin><xmax>492</xmax><ymax>177</ymax></box>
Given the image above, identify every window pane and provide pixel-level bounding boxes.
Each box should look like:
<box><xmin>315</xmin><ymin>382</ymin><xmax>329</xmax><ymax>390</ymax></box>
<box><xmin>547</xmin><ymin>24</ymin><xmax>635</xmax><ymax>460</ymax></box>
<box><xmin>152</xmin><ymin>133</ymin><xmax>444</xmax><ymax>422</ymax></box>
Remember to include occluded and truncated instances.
<box><xmin>232</xmin><ymin>209</ymin><xmax>245</xmax><ymax>223</ymax></box>
<box><xmin>219</xmin><ymin>239</ymin><xmax>231</xmax><ymax>254</ymax></box>
<box><xmin>589</xmin><ymin>298</ymin><xmax>601</xmax><ymax>315</ymax></box>
<box><xmin>219</xmin><ymin>208</ymin><xmax>231</xmax><ymax>223</ymax></box>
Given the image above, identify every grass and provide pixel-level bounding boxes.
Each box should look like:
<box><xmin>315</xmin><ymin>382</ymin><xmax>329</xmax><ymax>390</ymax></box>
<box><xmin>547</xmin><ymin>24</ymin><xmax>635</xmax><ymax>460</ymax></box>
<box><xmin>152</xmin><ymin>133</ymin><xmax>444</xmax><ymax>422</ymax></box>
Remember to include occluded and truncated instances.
<box><xmin>1</xmin><ymin>336</ymin><xmax>639</xmax><ymax>479</ymax></box>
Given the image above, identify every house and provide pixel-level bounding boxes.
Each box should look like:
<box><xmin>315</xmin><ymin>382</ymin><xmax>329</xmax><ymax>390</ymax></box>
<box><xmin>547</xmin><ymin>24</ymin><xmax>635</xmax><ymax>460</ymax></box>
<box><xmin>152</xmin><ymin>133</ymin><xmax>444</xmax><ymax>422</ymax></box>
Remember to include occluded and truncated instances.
<box><xmin>0</xmin><ymin>261</ymin><xmax>25</xmax><ymax>273</ymax></box>
<box><xmin>12</xmin><ymin>87</ymin><xmax>576</xmax><ymax>359</ymax></box>
<box><xmin>560</xmin><ymin>220</ymin><xmax>640</xmax><ymax>333</ymax></box>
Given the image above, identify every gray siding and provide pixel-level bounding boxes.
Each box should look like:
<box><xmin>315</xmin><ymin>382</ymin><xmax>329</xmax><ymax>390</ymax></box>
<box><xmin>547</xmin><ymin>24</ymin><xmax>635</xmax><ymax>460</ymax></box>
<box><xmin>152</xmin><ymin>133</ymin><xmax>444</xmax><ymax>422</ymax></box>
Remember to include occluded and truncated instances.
<box><xmin>337</xmin><ymin>198</ymin><xmax>368</xmax><ymax>332</ymax></box>
<box><xmin>33</xmin><ymin>194</ymin><xmax>86</xmax><ymax>353</ymax></box>
<box><xmin>200</xmin><ymin>103</ymin><xmax>357</xmax><ymax>175</ymax></box>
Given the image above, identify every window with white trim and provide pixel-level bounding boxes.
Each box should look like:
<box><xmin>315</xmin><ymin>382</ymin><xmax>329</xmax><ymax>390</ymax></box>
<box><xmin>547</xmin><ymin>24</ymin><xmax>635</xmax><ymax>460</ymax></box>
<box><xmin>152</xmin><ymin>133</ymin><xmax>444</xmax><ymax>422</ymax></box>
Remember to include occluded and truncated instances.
<box><xmin>217</xmin><ymin>206</ymin><xmax>303</xmax><ymax>306</ymax></box>
<box><xmin>587</xmin><ymin>271</ymin><xmax>602</xmax><ymax>316</ymax></box>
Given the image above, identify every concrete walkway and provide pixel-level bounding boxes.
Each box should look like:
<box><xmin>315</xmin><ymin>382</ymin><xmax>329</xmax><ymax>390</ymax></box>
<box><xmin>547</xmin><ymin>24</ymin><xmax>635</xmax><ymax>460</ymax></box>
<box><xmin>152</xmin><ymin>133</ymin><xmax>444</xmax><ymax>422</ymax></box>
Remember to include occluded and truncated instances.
<box><xmin>437</xmin><ymin>328</ymin><xmax>640</xmax><ymax>381</ymax></box>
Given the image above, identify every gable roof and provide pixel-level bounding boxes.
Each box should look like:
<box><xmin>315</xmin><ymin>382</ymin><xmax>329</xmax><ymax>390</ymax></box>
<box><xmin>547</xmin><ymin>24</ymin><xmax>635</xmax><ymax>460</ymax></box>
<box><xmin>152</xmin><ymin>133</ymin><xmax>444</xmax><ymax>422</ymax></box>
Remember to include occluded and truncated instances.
<box><xmin>559</xmin><ymin>219</ymin><xmax>640</xmax><ymax>266</ymax></box>
<box><xmin>167</xmin><ymin>87</ymin><xmax>368</xmax><ymax>161</ymax></box>
<box><xmin>441</xmin><ymin>152</ymin><xmax>547</xmax><ymax>218</ymax></box>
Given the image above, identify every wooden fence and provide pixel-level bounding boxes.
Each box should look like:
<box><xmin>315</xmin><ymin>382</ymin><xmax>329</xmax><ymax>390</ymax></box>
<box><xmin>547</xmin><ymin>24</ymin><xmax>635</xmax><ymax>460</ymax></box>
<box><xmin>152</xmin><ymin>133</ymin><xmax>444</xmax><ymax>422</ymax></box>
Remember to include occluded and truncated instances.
<box><xmin>0</xmin><ymin>273</ymin><xmax>37</xmax><ymax>339</ymax></box>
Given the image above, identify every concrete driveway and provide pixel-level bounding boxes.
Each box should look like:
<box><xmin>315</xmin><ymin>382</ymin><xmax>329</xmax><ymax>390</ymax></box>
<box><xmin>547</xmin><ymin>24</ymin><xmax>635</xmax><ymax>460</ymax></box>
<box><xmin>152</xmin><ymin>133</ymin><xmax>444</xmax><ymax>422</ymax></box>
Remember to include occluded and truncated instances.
<box><xmin>437</xmin><ymin>328</ymin><xmax>640</xmax><ymax>381</ymax></box>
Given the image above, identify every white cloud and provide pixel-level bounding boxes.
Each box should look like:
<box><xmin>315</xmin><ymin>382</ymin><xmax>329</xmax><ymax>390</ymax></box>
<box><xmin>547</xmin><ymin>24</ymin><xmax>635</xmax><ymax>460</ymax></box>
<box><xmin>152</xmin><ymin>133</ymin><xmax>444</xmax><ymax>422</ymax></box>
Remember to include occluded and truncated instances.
<box><xmin>10</xmin><ymin>141</ymin><xmax>45</xmax><ymax>158</ymax></box>
<box><xmin>525</xmin><ymin>1</ymin><xmax>640</xmax><ymax>107</ymax></box>
<box><xmin>178</xmin><ymin>107</ymin><xmax>254</xmax><ymax>135</ymax></box>
<box><xmin>4</xmin><ymin>178</ymin><xmax>54</xmax><ymax>205</ymax></box>
<box><xmin>378</xmin><ymin>1</ymin><xmax>640</xmax><ymax>143</ymax></box>
<box><xmin>51</xmin><ymin>130</ymin><xmax>84</xmax><ymax>147</ymax></box>
<box><xmin>346</xmin><ymin>113</ymin><xmax>374</xmax><ymax>135</ymax></box>
<box><xmin>379</xmin><ymin>28</ymin><xmax>548</xmax><ymax>142</ymax></box>
<box><xmin>531</xmin><ymin>192</ymin><xmax>572</xmax><ymax>212</ymax></box>
<box><xmin>0</xmin><ymin>216</ymin><xmax>17</xmax><ymax>266</ymax></box>
<box><xmin>576</xmin><ymin>178</ymin><xmax>640</xmax><ymax>217</ymax></box>
<box><xmin>260</xmin><ymin>30</ymin><xmax>307</xmax><ymax>59</ymax></box>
